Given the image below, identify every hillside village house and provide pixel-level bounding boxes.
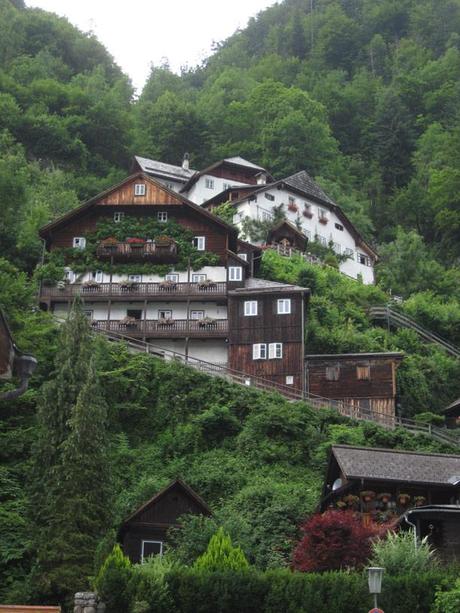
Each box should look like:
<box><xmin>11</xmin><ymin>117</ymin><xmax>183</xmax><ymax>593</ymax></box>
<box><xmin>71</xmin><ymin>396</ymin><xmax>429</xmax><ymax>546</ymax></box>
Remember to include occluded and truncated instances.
<box><xmin>133</xmin><ymin>155</ymin><xmax>377</xmax><ymax>284</ymax></box>
<box><xmin>320</xmin><ymin>445</ymin><xmax>460</xmax><ymax>559</ymax></box>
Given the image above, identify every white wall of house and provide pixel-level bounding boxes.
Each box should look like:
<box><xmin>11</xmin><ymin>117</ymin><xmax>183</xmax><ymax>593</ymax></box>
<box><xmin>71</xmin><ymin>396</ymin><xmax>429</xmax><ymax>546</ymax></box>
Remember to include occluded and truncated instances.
<box><xmin>151</xmin><ymin>339</ymin><xmax>228</xmax><ymax>364</ymax></box>
<box><xmin>150</xmin><ymin>177</ymin><xmax>185</xmax><ymax>193</ymax></box>
<box><xmin>232</xmin><ymin>187</ymin><xmax>375</xmax><ymax>284</ymax></box>
<box><xmin>69</xmin><ymin>266</ymin><xmax>228</xmax><ymax>284</ymax></box>
<box><xmin>185</xmin><ymin>175</ymin><xmax>250</xmax><ymax>204</ymax></box>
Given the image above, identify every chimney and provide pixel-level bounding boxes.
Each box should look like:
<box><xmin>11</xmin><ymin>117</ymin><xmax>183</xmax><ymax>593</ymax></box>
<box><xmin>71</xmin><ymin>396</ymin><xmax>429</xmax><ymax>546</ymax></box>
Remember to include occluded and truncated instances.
<box><xmin>256</xmin><ymin>172</ymin><xmax>267</xmax><ymax>185</ymax></box>
<box><xmin>182</xmin><ymin>152</ymin><xmax>190</xmax><ymax>170</ymax></box>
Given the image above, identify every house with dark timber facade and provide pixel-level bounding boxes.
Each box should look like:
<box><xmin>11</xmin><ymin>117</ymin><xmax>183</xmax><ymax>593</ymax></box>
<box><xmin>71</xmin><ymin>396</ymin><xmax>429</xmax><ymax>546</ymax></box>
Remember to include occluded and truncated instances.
<box><xmin>38</xmin><ymin>172</ymin><xmax>309</xmax><ymax>390</ymax></box>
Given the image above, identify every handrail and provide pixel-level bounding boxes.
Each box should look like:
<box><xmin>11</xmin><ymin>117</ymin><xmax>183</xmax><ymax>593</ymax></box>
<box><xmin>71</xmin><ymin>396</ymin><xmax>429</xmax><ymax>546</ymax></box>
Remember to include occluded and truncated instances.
<box><xmin>369</xmin><ymin>306</ymin><xmax>460</xmax><ymax>358</ymax></box>
<box><xmin>93</xmin><ymin>327</ymin><xmax>459</xmax><ymax>448</ymax></box>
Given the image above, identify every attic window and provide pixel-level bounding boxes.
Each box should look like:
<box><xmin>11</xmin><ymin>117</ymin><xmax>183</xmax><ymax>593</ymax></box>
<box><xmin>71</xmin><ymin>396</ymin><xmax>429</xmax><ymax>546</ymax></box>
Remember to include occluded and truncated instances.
<box><xmin>356</xmin><ymin>365</ymin><xmax>371</xmax><ymax>381</ymax></box>
<box><xmin>265</xmin><ymin>193</ymin><xmax>275</xmax><ymax>201</ymax></box>
<box><xmin>357</xmin><ymin>252</ymin><xmax>371</xmax><ymax>266</ymax></box>
<box><xmin>134</xmin><ymin>183</ymin><xmax>146</xmax><ymax>196</ymax></box>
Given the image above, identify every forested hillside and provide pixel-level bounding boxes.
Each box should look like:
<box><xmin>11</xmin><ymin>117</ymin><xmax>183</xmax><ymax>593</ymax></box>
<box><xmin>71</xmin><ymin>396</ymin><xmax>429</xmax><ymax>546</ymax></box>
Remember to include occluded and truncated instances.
<box><xmin>1</xmin><ymin>0</ymin><xmax>460</xmax><ymax>606</ymax></box>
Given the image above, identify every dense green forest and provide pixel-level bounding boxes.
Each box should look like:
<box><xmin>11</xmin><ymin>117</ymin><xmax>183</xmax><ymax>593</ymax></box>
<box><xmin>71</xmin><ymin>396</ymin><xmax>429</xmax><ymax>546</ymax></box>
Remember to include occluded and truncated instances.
<box><xmin>1</xmin><ymin>0</ymin><xmax>460</xmax><ymax>607</ymax></box>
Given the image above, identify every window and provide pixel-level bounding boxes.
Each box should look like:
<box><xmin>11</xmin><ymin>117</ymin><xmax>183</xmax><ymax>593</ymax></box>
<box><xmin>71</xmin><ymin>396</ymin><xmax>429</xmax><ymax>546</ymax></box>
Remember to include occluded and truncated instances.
<box><xmin>127</xmin><ymin>309</ymin><xmax>142</xmax><ymax>320</ymax></box>
<box><xmin>158</xmin><ymin>310</ymin><xmax>173</xmax><ymax>320</ymax></box>
<box><xmin>253</xmin><ymin>343</ymin><xmax>267</xmax><ymax>360</ymax></box>
<box><xmin>325</xmin><ymin>365</ymin><xmax>340</xmax><ymax>381</ymax></box>
<box><xmin>190</xmin><ymin>310</ymin><xmax>205</xmax><ymax>320</ymax></box>
<box><xmin>318</xmin><ymin>207</ymin><xmax>328</xmax><ymax>220</ymax></box>
<box><xmin>205</xmin><ymin>178</ymin><xmax>214</xmax><ymax>189</ymax></box>
<box><xmin>317</xmin><ymin>235</ymin><xmax>327</xmax><ymax>247</ymax></box>
<box><xmin>82</xmin><ymin>310</ymin><xmax>93</xmax><ymax>320</ymax></box>
<box><xmin>269</xmin><ymin>342</ymin><xmax>283</xmax><ymax>359</ymax></box>
<box><xmin>165</xmin><ymin>273</ymin><xmax>179</xmax><ymax>282</ymax></box>
<box><xmin>238</xmin><ymin>253</ymin><xmax>247</xmax><ymax>261</ymax></box>
<box><xmin>333</xmin><ymin>242</ymin><xmax>341</xmax><ymax>254</ymax></box>
<box><xmin>356</xmin><ymin>365</ymin><xmax>371</xmax><ymax>380</ymax></box>
<box><xmin>304</xmin><ymin>229</ymin><xmax>312</xmax><ymax>240</ymax></box>
<box><xmin>157</xmin><ymin>211</ymin><xmax>168</xmax><ymax>222</ymax></box>
<box><xmin>192</xmin><ymin>273</ymin><xmax>206</xmax><ymax>282</ymax></box>
<box><xmin>229</xmin><ymin>266</ymin><xmax>242</xmax><ymax>281</ymax></box>
<box><xmin>64</xmin><ymin>268</ymin><xmax>75</xmax><ymax>284</ymax></box>
<box><xmin>288</xmin><ymin>196</ymin><xmax>296</xmax><ymax>206</ymax></box>
<box><xmin>344</xmin><ymin>248</ymin><xmax>354</xmax><ymax>258</ymax></box>
<box><xmin>244</xmin><ymin>301</ymin><xmax>258</xmax><ymax>316</ymax></box>
<box><xmin>141</xmin><ymin>540</ymin><xmax>163</xmax><ymax>562</ymax></box>
<box><xmin>128</xmin><ymin>274</ymin><xmax>142</xmax><ymax>282</ymax></box>
<box><xmin>261</xmin><ymin>210</ymin><xmax>273</xmax><ymax>221</ymax></box>
<box><xmin>335</xmin><ymin>222</ymin><xmax>344</xmax><ymax>231</ymax></box>
<box><xmin>286</xmin><ymin>375</ymin><xmax>294</xmax><ymax>385</ymax></box>
<box><xmin>165</xmin><ymin>183</ymin><xmax>174</xmax><ymax>190</ymax></box>
<box><xmin>265</xmin><ymin>192</ymin><xmax>275</xmax><ymax>201</ymax></box>
<box><xmin>277</xmin><ymin>298</ymin><xmax>291</xmax><ymax>315</ymax></box>
<box><xmin>113</xmin><ymin>212</ymin><xmax>125</xmax><ymax>223</ymax></box>
<box><xmin>134</xmin><ymin>183</ymin><xmax>146</xmax><ymax>196</ymax></box>
<box><xmin>357</xmin><ymin>252</ymin><xmax>371</xmax><ymax>266</ymax></box>
<box><xmin>92</xmin><ymin>270</ymin><xmax>103</xmax><ymax>283</ymax></box>
<box><xmin>73</xmin><ymin>236</ymin><xmax>86</xmax><ymax>249</ymax></box>
<box><xmin>193</xmin><ymin>236</ymin><xmax>206</xmax><ymax>251</ymax></box>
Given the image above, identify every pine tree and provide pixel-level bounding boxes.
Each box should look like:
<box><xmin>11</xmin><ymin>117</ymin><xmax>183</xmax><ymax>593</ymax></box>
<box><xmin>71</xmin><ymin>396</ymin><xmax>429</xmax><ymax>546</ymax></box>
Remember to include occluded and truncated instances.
<box><xmin>194</xmin><ymin>527</ymin><xmax>249</xmax><ymax>571</ymax></box>
<box><xmin>30</xmin><ymin>304</ymin><xmax>111</xmax><ymax>605</ymax></box>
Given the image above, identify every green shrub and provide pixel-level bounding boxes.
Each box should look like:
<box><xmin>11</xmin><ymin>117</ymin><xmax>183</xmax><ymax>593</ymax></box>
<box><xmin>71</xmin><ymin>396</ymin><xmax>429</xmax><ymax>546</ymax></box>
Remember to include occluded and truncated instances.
<box><xmin>369</xmin><ymin>531</ymin><xmax>438</xmax><ymax>575</ymax></box>
<box><xmin>432</xmin><ymin>577</ymin><xmax>460</xmax><ymax>613</ymax></box>
<box><xmin>131</xmin><ymin>555</ymin><xmax>176</xmax><ymax>613</ymax></box>
<box><xmin>194</xmin><ymin>527</ymin><xmax>249</xmax><ymax>571</ymax></box>
<box><xmin>414</xmin><ymin>412</ymin><xmax>445</xmax><ymax>426</ymax></box>
<box><xmin>93</xmin><ymin>544</ymin><xmax>133</xmax><ymax>613</ymax></box>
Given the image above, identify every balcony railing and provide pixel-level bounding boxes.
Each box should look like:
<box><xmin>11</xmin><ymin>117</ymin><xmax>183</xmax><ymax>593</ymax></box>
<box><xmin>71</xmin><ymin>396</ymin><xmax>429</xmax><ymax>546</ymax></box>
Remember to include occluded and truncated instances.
<box><xmin>40</xmin><ymin>281</ymin><xmax>228</xmax><ymax>300</ymax></box>
<box><xmin>96</xmin><ymin>241</ymin><xmax>178</xmax><ymax>262</ymax></box>
<box><xmin>90</xmin><ymin>318</ymin><xmax>228</xmax><ymax>338</ymax></box>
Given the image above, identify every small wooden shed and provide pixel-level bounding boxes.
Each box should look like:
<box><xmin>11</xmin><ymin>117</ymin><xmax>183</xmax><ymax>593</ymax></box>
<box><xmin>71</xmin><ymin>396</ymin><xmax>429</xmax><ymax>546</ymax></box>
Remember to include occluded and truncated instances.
<box><xmin>118</xmin><ymin>479</ymin><xmax>211</xmax><ymax>563</ymax></box>
<box><xmin>267</xmin><ymin>220</ymin><xmax>308</xmax><ymax>252</ymax></box>
<box><xmin>443</xmin><ymin>398</ymin><xmax>460</xmax><ymax>429</ymax></box>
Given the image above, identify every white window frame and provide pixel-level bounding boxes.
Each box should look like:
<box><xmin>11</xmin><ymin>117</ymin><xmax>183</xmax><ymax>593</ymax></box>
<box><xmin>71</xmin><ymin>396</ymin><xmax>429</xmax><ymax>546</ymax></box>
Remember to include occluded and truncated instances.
<box><xmin>134</xmin><ymin>183</ymin><xmax>146</xmax><ymax>196</ymax></box>
<box><xmin>113</xmin><ymin>212</ymin><xmax>125</xmax><ymax>223</ymax></box>
<box><xmin>238</xmin><ymin>253</ymin><xmax>248</xmax><ymax>262</ymax></box>
<box><xmin>158</xmin><ymin>309</ymin><xmax>173</xmax><ymax>320</ymax></box>
<box><xmin>205</xmin><ymin>177</ymin><xmax>214</xmax><ymax>189</ymax></box>
<box><xmin>252</xmin><ymin>343</ymin><xmax>267</xmax><ymax>360</ymax></box>
<box><xmin>261</xmin><ymin>210</ymin><xmax>273</xmax><ymax>221</ymax></box>
<box><xmin>344</xmin><ymin>247</ymin><xmax>354</xmax><ymax>258</ymax></box>
<box><xmin>265</xmin><ymin>192</ymin><xmax>275</xmax><ymax>201</ymax></box>
<box><xmin>357</xmin><ymin>252</ymin><xmax>371</xmax><ymax>266</ymax></box>
<box><xmin>333</xmin><ymin>242</ymin><xmax>341</xmax><ymax>254</ymax></box>
<box><xmin>318</xmin><ymin>207</ymin><xmax>328</xmax><ymax>220</ymax></box>
<box><xmin>193</xmin><ymin>236</ymin><xmax>206</xmax><ymax>251</ymax></box>
<box><xmin>157</xmin><ymin>211</ymin><xmax>168</xmax><ymax>223</ymax></box>
<box><xmin>64</xmin><ymin>268</ymin><xmax>75</xmax><ymax>284</ymax></box>
<box><xmin>190</xmin><ymin>310</ymin><xmax>205</xmax><ymax>320</ymax></box>
<box><xmin>165</xmin><ymin>273</ymin><xmax>179</xmax><ymax>282</ymax></box>
<box><xmin>229</xmin><ymin>266</ymin><xmax>242</xmax><ymax>281</ymax></box>
<box><xmin>244</xmin><ymin>301</ymin><xmax>258</xmax><ymax>316</ymax></box>
<box><xmin>286</xmin><ymin>375</ymin><xmax>294</xmax><ymax>385</ymax></box>
<box><xmin>141</xmin><ymin>540</ymin><xmax>163</xmax><ymax>562</ymax></box>
<box><xmin>73</xmin><ymin>236</ymin><xmax>86</xmax><ymax>249</ymax></box>
<box><xmin>128</xmin><ymin>274</ymin><xmax>142</xmax><ymax>282</ymax></box>
<box><xmin>277</xmin><ymin>298</ymin><xmax>291</xmax><ymax>315</ymax></box>
<box><xmin>92</xmin><ymin>270</ymin><xmax>103</xmax><ymax>283</ymax></box>
<box><xmin>269</xmin><ymin>342</ymin><xmax>283</xmax><ymax>359</ymax></box>
<box><xmin>192</xmin><ymin>273</ymin><xmax>206</xmax><ymax>283</ymax></box>
<box><xmin>82</xmin><ymin>309</ymin><xmax>93</xmax><ymax>321</ymax></box>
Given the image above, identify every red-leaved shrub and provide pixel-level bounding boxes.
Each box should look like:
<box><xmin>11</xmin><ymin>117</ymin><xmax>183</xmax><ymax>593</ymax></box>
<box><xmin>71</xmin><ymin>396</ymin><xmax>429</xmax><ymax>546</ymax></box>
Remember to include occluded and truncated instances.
<box><xmin>292</xmin><ymin>510</ymin><xmax>387</xmax><ymax>572</ymax></box>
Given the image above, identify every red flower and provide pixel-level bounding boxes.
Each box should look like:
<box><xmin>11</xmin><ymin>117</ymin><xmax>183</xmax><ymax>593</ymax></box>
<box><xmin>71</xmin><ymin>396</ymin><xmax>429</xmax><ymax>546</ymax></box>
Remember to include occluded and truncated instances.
<box><xmin>126</xmin><ymin>237</ymin><xmax>145</xmax><ymax>244</ymax></box>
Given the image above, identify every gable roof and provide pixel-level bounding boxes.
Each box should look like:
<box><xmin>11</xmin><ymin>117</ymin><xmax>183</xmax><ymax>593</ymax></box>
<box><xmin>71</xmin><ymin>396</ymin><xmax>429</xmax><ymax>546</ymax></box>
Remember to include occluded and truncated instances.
<box><xmin>134</xmin><ymin>155</ymin><xmax>196</xmax><ymax>182</ymax></box>
<box><xmin>267</xmin><ymin>219</ymin><xmax>308</xmax><ymax>244</ymax></box>
<box><xmin>283</xmin><ymin>170</ymin><xmax>335</xmax><ymax>206</ymax></box>
<box><xmin>331</xmin><ymin>444</ymin><xmax>460</xmax><ymax>487</ymax></box>
<box><xmin>39</xmin><ymin>172</ymin><xmax>238</xmax><ymax>239</ymax></box>
<box><xmin>229</xmin><ymin>277</ymin><xmax>309</xmax><ymax>295</ymax></box>
<box><xmin>443</xmin><ymin>398</ymin><xmax>460</xmax><ymax>415</ymax></box>
<box><xmin>180</xmin><ymin>157</ymin><xmax>272</xmax><ymax>193</ymax></box>
<box><xmin>120</xmin><ymin>478</ymin><xmax>211</xmax><ymax>527</ymax></box>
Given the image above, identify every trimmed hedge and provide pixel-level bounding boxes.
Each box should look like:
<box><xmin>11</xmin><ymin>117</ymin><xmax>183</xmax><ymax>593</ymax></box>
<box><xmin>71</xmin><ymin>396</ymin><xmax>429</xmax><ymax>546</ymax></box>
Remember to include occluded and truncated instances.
<box><xmin>164</xmin><ymin>568</ymin><xmax>446</xmax><ymax>613</ymax></box>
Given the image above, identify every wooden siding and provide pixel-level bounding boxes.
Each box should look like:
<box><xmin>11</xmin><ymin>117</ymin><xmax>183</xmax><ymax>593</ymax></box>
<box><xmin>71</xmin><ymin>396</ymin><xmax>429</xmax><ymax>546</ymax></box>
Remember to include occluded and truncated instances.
<box><xmin>306</xmin><ymin>357</ymin><xmax>398</xmax><ymax>400</ymax></box>
<box><xmin>0</xmin><ymin>320</ymin><xmax>14</xmax><ymax>380</ymax></box>
<box><xmin>209</xmin><ymin>165</ymin><xmax>258</xmax><ymax>184</ymax></box>
<box><xmin>97</xmin><ymin>176</ymin><xmax>182</xmax><ymax>206</ymax></box>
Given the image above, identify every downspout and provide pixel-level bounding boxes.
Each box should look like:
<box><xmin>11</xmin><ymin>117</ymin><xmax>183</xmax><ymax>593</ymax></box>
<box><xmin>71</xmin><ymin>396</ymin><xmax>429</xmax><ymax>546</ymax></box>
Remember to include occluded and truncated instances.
<box><xmin>403</xmin><ymin>512</ymin><xmax>418</xmax><ymax>550</ymax></box>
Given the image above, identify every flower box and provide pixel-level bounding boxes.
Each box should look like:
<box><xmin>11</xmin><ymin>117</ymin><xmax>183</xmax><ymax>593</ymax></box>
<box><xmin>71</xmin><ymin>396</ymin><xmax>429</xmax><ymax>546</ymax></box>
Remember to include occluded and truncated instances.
<box><xmin>120</xmin><ymin>280</ymin><xmax>138</xmax><ymax>291</ymax></box>
<box><xmin>82</xmin><ymin>280</ymin><xmax>101</xmax><ymax>292</ymax></box>
<box><xmin>377</xmin><ymin>493</ymin><xmax>393</xmax><ymax>503</ymax></box>
<box><xmin>126</xmin><ymin>237</ymin><xmax>145</xmax><ymax>248</ymax></box>
<box><xmin>198</xmin><ymin>317</ymin><xmax>217</xmax><ymax>328</ymax></box>
<box><xmin>360</xmin><ymin>490</ymin><xmax>376</xmax><ymax>502</ymax></box>
<box><xmin>287</xmin><ymin>203</ymin><xmax>298</xmax><ymax>213</ymax></box>
<box><xmin>414</xmin><ymin>496</ymin><xmax>426</xmax><ymax>507</ymax></box>
<box><xmin>319</xmin><ymin>216</ymin><xmax>328</xmax><ymax>225</ymax></box>
<box><xmin>156</xmin><ymin>235</ymin><xmax>174</xmax><ymax>247</ymax></box>
<box><xmin>101</xmin><ymin>236</ymin><xmax>118</xmax><ymax>246</ymax></box>
<box><xmin>303</xmin><ymin>209</ymin><xmax>313</xmax><ymax>218</ymax></box>
<box><xmin>159</xmin><ymin>280</ymin><xmax>177</xmax><ymax>291</ymax></box>
<box><xmin>398</xmin><ymin>493</ymin><xmax>411</xmax><ymax>505</ymax></box>
<box><xmin>198</xmin><ymin>280</ymin><xmax>217</xmax><ymax>290</ymax></box>
<box><xmin>158</xmin><ymin>318</ymin><xmax>175</xmax><ymax>326</ymax></box>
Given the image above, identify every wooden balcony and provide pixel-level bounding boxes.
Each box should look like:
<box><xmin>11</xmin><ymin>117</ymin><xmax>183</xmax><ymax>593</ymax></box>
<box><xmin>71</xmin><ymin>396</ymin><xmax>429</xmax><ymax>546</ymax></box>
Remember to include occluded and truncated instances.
<box><xmin>96</xmin><ymin>241</ymin><xmax>178</xmax><ymax>262</ymax></box>
<box><xmin>90</xmin><ymin>319</ymin><xmax>228</xmax><ymax>338</ymax></box>
<box><xmin>40</xmin><ymin>281</ymin><xmax>228</xmax><ymax>302</ymax></box>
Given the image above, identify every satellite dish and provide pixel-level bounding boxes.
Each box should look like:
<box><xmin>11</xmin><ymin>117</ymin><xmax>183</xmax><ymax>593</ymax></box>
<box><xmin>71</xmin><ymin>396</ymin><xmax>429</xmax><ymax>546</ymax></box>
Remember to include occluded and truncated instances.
<box><xmin>332</xmin><ymin>478</ymin><xmax>343</xmax><ymax>491</ymax></box>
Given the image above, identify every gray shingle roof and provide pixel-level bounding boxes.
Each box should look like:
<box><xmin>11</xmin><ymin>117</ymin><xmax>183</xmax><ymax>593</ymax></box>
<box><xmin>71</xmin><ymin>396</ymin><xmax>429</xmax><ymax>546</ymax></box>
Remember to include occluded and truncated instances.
<box><xmin>333</xmin><ymin>445</ymin><xmax>460</xmax><ymax>486</ymax></box>
<box><xmin>283</xmin><ymin>170</ymin><xmax>335</xmax><ymax>205</ymax></box>
<box><xmin>224</xmin><ymin>156</ymin><xmax>266</xmax><ymax>170</ymax></box>
<box><xmin>229</xmin><ymin>277</ymin><xmax>308</xmax><ymax>295</ymax></box>
<box><xmin>135</xmin><ymin>155</ymin><xmax>196</xmax><ymax>182</ymax></box>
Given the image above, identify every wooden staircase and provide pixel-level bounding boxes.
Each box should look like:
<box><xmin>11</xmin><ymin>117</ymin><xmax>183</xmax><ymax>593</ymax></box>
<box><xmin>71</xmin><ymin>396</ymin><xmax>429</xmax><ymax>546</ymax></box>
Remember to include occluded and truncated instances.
<box><xmin>369</xmin><ymin>306</ymin><xmax>460</xmax><ymax>358</ymax></box>
<box><xmin>94</xmin><ymin>328</ymin><xmax>460</xmax><ymax>449</ymax></box>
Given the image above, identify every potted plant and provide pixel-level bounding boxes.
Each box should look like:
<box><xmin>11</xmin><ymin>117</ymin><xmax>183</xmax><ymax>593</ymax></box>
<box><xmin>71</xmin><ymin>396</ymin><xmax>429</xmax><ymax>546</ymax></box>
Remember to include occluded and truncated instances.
<box><xmin>126</xmin><ymin>237</ymin><xmax>145</xmax><ymax>249</ymax></box>
<box><xmin>198</xmin><ymin>316</ymin><xmax>217</xmax><ymax>328</ymax></box>
<box><xmin>158</xmin><ymin>317</ymin><xmax>175</xmax><ymax>326</ymax></box>
<box><xmin>198</xmin><ymin>279</ymin><xmax>217</xmax><ymax>290</ymax></box>
<box><xmin>303</xmin><ymin>207</ymin><xmax>313</xmax><ymax>219</ymax></box>
<box><xmin>397</xmin><ymin>493</ymin><xmax>411</xmax><ymax>506</ymax></box>
<box><xmin>159</xmin><ymin>279</ymin><xmax>177</xmax><ymax>291</ymax></box>
<box><xmin>377</xmin><ymin>493</ymin><xmax>393</xmax><ymax>504</ymax></box>
<box><xmin>120</xmin><ymin>315</ymin><xmax>138</xmax><ymax>328</ymax></box>
<box><xmin>319</xmin><ymin>215</ymin><xmax>328</xmax><ymax>225</ymax></box>
<box><xmin>360</xmin><ymin>490</ymin><xmax>376</xmax><ymax>503</ymax></box>
<box><xmin>156</xmin><ymin>235</ymin><xmax>174</xmax><ymax>247</ymax></box>
<box><xmin>101</xmin><ymin>236</ymin><xmax>118</xmax><ymax>252</ymax></box>
<box><xmin>343</xmin><ymin>494</ymin><xmax>360</xmax><ymax>508</ymax></box>
<box><xmin>82</xmin><ymin>279</ymin><xmax>101</xmax><ymax>292</ymax></box>
<box><xmin>414</xmin><ymin>496</ymin><xmax>426</xmax><ymax>507</ymax></box>
<box><xmin>287</xmin><ymin>202</ymin><xmax>298</xmax><ymax>213</ymax></box>
<box><xmin>336</xmin><ymin>500</ymin><xmax>347</xmax><ymax>509</ymax></box>
<box><xmin>120</xmin><ymin>279</ymin><xmax>138</xmax><ymax>292</ymax></box>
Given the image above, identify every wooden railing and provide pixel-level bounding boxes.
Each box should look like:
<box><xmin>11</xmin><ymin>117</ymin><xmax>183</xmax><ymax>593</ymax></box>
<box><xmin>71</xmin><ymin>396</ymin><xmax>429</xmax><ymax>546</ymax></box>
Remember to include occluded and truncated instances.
<box><xmin>91</xmin><ymin>319</ymin><xmax>228</xmax><ymax>337</ymax></box>
<box><xmin>40</xmin><ymin>282</ymin><xmax>228</xmax><ymax>300</ymax></box>
<box><xmin>96</xmin><ymin>241</ymin><xmax>177</xmax><ymax>261</ymax></box>
<box><xmin>92</xmin><ymin>328</ymin><xmax>460</xmax><ymax>448</ymax></box>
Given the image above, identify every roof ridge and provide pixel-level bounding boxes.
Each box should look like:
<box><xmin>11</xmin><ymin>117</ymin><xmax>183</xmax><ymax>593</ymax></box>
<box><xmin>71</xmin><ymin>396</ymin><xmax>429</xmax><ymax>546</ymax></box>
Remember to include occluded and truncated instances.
<box><xmin>332</xmin><ymin>444</ymin><xmax>460</xmax><ymax>459</ymax></box>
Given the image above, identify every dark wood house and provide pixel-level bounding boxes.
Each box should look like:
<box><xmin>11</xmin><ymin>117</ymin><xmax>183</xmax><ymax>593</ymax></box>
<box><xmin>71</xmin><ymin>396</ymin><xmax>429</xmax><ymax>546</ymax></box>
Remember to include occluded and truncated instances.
<box><xmin>0</xmin><ymin>310</ymin><xmax>37</xmax><ymax>401</ymax></box>
<box><xmin>320</xmin><ymin>445</ymin><xmax>460</xmax><ymax>558</ymax></box>
<box><xmin>443</xmin><ymin>398</ymin><xmax>460</xmax><ymax>429</ymax></box>
<box><xmin>118</xmin><ymin>479</ymin><xmax>211</xmax><ymax>563</ymax></box>
<box><xmin>305</xmin><ymin>352</ymin><xmax>403</xmax><ymax>422</ymax></box>
<box><xmin>267</xmin><ymin>220</ymin><xmax>308</xmax><ymax>253</ymax></box>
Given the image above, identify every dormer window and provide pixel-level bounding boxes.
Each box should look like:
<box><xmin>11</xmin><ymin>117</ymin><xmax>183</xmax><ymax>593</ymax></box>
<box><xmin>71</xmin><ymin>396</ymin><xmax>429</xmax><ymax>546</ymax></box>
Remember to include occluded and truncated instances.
<box><xmin>73</xmin><ymin>237</ymin><xmax>86</xmax><ymax>249</ymax></box>
<box><xmin>134</xmin><ymin>183</ymin><xmax>146</xmax><ymax>196</ymax></box>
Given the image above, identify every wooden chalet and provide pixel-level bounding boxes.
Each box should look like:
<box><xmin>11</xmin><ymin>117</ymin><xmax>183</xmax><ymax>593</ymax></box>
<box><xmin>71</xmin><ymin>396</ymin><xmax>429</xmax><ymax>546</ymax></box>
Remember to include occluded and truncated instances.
<box><xmin>267</xmin><ymin>220</ymin><xmax>308</xmax><ymax>253</ymax></box>
<box><xmin>0</xmin><ymin>310</ymin><xmax>37</xmax><ymax>401</ymax></box>
<box><xmin>118</xmin><ymin>479</ymin><xmax>211</xmax><ymax>563</ymax></box>
<box><xmin>320</xmin><ymin>445</ymin><xmax>460</xmax><ymax>558</ymax></box>
<box><xmin>443</xmin><ymin>398</ymin><xmax>460</xmax><ymax>429</ymax></box>
<box><xmin>305</xmin><ymin>352</ymin><xmax>403</xmax><ymax>422</ymax></box>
